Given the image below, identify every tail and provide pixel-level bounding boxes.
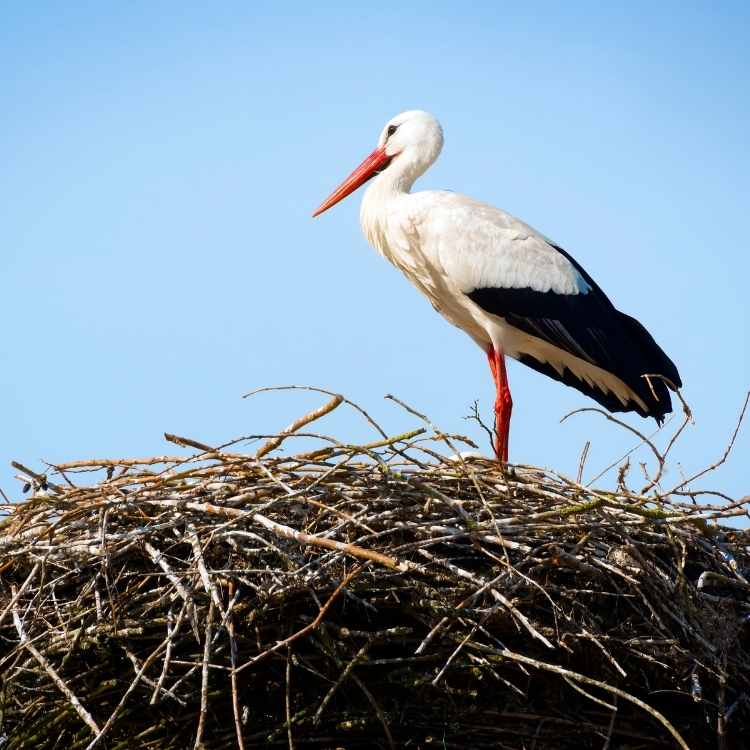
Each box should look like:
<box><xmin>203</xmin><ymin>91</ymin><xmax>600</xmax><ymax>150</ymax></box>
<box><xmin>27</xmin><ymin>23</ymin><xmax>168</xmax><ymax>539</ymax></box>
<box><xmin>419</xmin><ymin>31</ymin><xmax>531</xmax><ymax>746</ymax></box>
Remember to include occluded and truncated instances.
<box><xmin>617</xmin><ymin>311</ymin><xmax>682</xmax><ymax>424</ymax></box>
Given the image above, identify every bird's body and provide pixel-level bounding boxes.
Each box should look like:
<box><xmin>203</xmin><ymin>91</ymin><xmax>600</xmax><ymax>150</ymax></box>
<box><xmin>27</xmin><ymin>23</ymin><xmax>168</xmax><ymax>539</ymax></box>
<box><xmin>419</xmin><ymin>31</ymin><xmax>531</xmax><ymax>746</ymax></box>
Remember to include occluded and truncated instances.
<box><xmin>314</xmin><ymin>111</ymin><xmax>681</xmax><ymax>461</ymax></box>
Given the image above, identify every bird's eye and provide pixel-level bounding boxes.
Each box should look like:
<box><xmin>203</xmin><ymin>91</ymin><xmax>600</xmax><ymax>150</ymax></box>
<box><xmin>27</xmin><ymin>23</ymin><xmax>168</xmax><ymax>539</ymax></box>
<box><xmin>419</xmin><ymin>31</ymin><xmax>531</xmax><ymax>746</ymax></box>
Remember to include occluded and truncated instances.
<box><xmin>386</xmin><ymin>124</ymin><xmax>398</xmax><ymax>138</ymax></box>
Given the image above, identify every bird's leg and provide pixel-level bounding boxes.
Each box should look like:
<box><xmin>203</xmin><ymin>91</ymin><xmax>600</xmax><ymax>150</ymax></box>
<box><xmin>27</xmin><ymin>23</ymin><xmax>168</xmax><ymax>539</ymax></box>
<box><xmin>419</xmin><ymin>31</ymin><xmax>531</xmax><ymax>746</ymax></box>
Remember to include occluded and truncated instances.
<box><xmin>486</xmin><ymin>345</ymin><xmax>512</xmax><ymax>463</ymax></box>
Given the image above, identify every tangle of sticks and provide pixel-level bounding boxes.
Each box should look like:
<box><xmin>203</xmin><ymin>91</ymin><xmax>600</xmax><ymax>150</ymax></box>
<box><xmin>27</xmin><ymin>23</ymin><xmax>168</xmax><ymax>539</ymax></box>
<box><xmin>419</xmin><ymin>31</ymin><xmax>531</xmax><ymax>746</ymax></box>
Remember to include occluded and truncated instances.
<box><xmin>1</xmin><ymin>387</ymin><xmax>748</xmax><ymax>749</ymax></box>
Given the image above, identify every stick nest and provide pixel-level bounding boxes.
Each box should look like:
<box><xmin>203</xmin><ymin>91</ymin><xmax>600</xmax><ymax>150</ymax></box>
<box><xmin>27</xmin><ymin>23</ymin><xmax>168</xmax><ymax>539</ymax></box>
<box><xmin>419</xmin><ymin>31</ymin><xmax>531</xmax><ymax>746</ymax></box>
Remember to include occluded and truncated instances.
<box><xmin>1</xmin><ymin>390</ymin><xmax>749</xmax><ymax>749</ymax></box>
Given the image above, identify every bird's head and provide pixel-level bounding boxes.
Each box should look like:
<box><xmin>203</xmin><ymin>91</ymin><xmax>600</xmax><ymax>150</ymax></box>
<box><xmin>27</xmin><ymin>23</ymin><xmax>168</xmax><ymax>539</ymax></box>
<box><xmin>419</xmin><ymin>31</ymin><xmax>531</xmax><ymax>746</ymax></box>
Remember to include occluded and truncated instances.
<box><xmin>313</xmin><ymin>110</ymin><xmax>443</xmax><ymax>217</ymax></box>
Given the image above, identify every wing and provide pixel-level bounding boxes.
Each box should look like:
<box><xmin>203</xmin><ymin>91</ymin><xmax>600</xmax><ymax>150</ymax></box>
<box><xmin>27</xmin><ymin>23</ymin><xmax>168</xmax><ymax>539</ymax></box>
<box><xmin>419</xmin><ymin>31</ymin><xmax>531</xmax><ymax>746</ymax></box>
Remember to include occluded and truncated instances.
<box><xmin>408</xmin><ymin>192</ymin><xmax>681</xmax><ymax>421</ymax></box>
<box><xmin>467</xmin><ymin>242</ymin><xmax>681</xmax><ymax>422</ymax></box>
<box><xmin>412</xmin><ymin>192</ymin><xmax>591</xmax><ymax>297</ymax></box>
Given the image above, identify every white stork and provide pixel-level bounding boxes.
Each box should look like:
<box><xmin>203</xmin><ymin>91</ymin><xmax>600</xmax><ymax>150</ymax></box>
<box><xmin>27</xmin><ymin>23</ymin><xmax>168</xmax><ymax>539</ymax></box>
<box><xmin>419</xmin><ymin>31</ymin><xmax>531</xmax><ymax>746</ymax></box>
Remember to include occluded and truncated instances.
<box><xmin>313</xmin><ymin>110</ymin><xmax>681</xmax><ymax>462</ymax></box>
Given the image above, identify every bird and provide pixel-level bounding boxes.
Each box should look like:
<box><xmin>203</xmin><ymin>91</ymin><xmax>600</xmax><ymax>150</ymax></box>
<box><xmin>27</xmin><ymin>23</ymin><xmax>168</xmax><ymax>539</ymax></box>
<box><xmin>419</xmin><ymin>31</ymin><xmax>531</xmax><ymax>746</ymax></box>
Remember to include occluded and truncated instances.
<box><xmin>313</xmin><ymin>110</ymin><xmax>681</xmax><ymax>463</ymax></box>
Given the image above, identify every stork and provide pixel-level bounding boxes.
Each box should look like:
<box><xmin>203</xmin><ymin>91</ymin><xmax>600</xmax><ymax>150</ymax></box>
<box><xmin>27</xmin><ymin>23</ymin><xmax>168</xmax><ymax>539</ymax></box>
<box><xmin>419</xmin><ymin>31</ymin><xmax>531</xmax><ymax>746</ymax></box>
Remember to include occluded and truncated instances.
<box><xmin>313</xmin><ymin>111</ymin><xmax>681</xmax><ymax>463</ymax></box>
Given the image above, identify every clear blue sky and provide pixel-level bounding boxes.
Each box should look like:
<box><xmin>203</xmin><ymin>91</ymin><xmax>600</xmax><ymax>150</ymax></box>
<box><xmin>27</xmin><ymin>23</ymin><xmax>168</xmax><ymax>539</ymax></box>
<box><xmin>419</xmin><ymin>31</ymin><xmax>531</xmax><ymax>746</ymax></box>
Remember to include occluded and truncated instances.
<box><xmin>2</xmin><ymin>2</ymin><xmax>748</xmax><ymax>501</ymax></box>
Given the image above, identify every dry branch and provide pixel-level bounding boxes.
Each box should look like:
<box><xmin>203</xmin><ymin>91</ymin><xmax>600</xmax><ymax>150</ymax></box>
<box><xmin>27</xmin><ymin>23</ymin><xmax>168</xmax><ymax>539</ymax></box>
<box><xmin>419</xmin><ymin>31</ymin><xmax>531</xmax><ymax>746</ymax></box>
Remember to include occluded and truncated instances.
<box><xmin>1</xmin><ymin>390</ymin><xmax>749</xmax><ymax>749</ymax></box>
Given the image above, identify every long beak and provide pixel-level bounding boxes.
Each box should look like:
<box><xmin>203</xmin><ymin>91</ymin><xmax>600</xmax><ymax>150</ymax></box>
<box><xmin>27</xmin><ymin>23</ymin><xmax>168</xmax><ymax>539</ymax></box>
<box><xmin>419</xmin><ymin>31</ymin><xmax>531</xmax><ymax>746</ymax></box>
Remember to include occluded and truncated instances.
<box><xmin>312</xmin><ymin>146</ymin><xmax>391</xmax><ymax>217</ymax></box>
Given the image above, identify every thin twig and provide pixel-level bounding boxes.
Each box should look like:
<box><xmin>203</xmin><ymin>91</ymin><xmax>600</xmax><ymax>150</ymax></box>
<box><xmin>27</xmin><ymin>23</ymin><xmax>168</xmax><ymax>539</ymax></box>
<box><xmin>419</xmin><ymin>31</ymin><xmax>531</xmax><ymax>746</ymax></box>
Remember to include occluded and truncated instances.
<box><xmin>193</xmin><ymin>599</ymin><xmax>216</xmax><ymax>750</ymax></box>
<box><xmin>11</xmin><ymin>586</ymin><xmax>100</xmax><ymax>737</ymax></box>
<box><xmin>256</xmin><ymin>394</ymin><xmax>343</xmax><ymax>459</ymax></box>
<box><xmin>236</xmin><ymin>566</ymin><xmax>364</xmax><ymax>674</ymax></box>
<box><xmin>488</xmin><ymin>647</ymin><xmax>690</xmax><ymax>750</ymax></box>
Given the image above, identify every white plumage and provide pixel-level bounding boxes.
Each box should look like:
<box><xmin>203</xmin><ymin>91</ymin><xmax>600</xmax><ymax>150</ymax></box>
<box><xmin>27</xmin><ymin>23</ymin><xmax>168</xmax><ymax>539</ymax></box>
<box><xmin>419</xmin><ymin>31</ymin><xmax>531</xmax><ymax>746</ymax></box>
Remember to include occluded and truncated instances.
<box><xmin>314</xmin><ymin>110</ymin><xmax>681</xmax><ymax>461</ymax></box>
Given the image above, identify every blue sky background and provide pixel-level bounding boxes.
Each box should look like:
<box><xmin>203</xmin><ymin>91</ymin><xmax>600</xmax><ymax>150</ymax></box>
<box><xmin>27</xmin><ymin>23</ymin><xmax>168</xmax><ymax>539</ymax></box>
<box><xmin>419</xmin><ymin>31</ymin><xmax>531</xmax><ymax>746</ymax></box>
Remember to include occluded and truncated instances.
<box><xmin>2</xmin><ymin>2</ymin><xmax>748</xmax><ymax>502</ymax></box>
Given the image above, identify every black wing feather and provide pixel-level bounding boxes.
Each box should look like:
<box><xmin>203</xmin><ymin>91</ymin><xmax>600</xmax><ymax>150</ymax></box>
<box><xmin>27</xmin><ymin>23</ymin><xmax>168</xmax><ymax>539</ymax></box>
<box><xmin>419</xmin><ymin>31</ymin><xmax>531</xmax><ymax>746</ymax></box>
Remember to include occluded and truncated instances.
<box><xmin>467</xmin><ymin>244</ymin><xmax>681</xmax><ymax>423</ymax></box>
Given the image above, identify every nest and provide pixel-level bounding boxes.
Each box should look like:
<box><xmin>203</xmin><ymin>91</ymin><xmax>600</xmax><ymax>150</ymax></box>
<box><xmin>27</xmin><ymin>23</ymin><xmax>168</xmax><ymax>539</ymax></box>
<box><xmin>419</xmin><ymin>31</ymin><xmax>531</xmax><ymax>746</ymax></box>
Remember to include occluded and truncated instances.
<box><xmin>1</xmin><ymin>388</ymin><xmax>749</xmax><ymax>749</ymax></box>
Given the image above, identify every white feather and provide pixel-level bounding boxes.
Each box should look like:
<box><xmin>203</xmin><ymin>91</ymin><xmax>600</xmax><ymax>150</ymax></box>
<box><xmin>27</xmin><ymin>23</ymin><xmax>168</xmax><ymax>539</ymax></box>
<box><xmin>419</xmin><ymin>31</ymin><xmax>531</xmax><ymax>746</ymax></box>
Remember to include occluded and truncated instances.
<box><xmin>357</xmin><ymin>110</ymin><xmax>640</xmax><ymax>409</ymax></box>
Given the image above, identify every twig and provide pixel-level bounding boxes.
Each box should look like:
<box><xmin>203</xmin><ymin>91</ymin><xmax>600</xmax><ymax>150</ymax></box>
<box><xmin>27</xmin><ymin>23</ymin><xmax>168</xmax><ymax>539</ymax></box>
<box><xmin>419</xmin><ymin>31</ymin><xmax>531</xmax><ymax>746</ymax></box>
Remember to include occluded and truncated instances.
<box><xmin>227</xmin><ymin>581</ymin><xmax>246</xmax><ymax>750</ymax></box>
<box><xmin>243</xmin><ymin>385</ymin><xmax>387</xmax><ymax>438</ymax></box>
<box><xmin>164</xmin><ymin>433</ymin><xmax>215</xmax><ymax>452</ymax></box>
<box><xmin>193</xmin><ymin>599</ymin><xmax>216</xmax><ymax>750</ymax></box>
<box><xmin>85</xmin><ymin>640</ymin><xmax>170</xmax><ymax>749</ymax></box>
<box><xmin>487</xmin><ymin>647</ymin><xmax>690</xmax><ymax>750</ymax></box>
<box><xmin>11</xmin><ymin>586</ymin><xmax>100</xmax><ymax>737</ymax></box>
<box><xmin>2</xmin><ymin>386</ymin><xmax>748</xmax><ymax>749</ymax></box>
<box><xmin>561</xmin><ymin>408</ymin><xmax>663</xmax><ymax>470</ymax></box>
<box><xmin>150</xmin><ymin>599</ymin><xmax>189</xmax><ymax>705</ymax></box>
<box><xmin>255</xmin><ymin>394</ymin><xmax>343</xmax><ymax>459</ymax></box>
<box><xmin>187</xmin><ymin>523</ymin><xmax>226</xmax><ymax>620</ymax></box>
<box><xmin>0</xmin><ymin>562</ymin><xmax>39</xmax><ymax>629</ymax></box>
<box><xmin>252</xmin><ymin>513</ymin><xmax>419</xmax><ymax>573</ymax></box>
<box><xmin>668</xmin><ymin>391</ymin><xmax>750</xmax><ymax>494</ymax></box>
<box><xmin>236</xmin><ymin>566</ymin><xmax>364</xmax><ymax>674</ymax></box>
<box><xmin>313</xmin><ymin>639</ymin><xmax>372</xmax><ymax>724</ymax></box>
<box><xmin>285</xmin><ymin>646</ymin><xmax>295</xmax><ymax>750</ymax></box>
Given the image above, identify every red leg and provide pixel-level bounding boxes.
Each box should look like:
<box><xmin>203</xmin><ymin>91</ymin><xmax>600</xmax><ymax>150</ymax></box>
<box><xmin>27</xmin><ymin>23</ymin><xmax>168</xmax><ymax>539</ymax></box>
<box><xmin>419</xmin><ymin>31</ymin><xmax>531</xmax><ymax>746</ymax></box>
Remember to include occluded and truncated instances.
<box><xmin>486</xmin><ymin>345</ymin><xmax>513</xmax><ymax>463</ymax></box>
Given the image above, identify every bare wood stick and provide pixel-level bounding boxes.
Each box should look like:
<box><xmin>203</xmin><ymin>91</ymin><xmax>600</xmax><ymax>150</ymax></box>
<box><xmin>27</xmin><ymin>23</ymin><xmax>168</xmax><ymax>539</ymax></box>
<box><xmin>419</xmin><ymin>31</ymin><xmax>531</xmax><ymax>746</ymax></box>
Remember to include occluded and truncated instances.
<box><xmin>236</xmin><ymin>565</ymin><xmax>363</xmax><ymax>674</ymax></box>
<box><xmin>418</xmin><ymin>548</ymin><xmax>554</xmax><ymax>649</ymax></box>
<box><xmin>579</xmin><ymin>628</ymin><xmax>627</xmax><ymax>678</ymax></box>
<box><xmin>577</xmin><ymin>441</ymin><xmax>590</xmax><ymax>484</ymax></box>
<box><xmin>432</xmin><ymin>626</ymin><xmax>478</xmax><ymax>686</ymax></box>
<box><xmin>668</xmin><ymin>390</ymin><xmax>750</xmax><ymax>495</ymax></box>
<box><xmin>639</xmin><ymin>376</ymin><xmax>693</xmax><ymax>492</ymax></box>
<box><xmin>85</xmin><ymin>639</ymin><xmax>170</xmax><ymax>749</ymax></box>
<box><xmin>123</xmin><ymin>648</ymin><xmax>185</xmax><ymax>705</ymax></box>
<box><xmin>11</xmin><ymin>586</ymin><xmax>100</xmax><ymax>737</ymax></box>
<box><xmin>164</xmin><ymin>433</ymin><xmax>215</xmax><ymax>452</ymax></box>
<box><xmin>152</xmin><ymin>498</ymin><xmax>397</xmax><ymax>575</ymax></box>
<box><xmin>384</xmin><ymin>393</ymin><xmax>464</xmax><ymax>460</ymax></box>
<box><xmin>187</xmin><ymin>523</ymin><xmax>226</xmax><ymax>620</ymax></box>
<box><xmin>227</xmin><ymin>580</ymin><xmax>246</xmax><ymax>750</ymax></box>
<box><xmin>150</xmin><ymin>599</ymin><xmax>189</xmax><ymax>705</ymax></box>
<box><xmin>143</xmin><ymin>540</ymin><xmax>199</xmax><ymax>641</ymax></box>
<box><xmin>313</xmin><ymin>639</ymin><xmax>372</xmax><ymax>725</ymax></box>
<box><xmin>193</xmin><ymin>599</ymin><xmax>216</xmax><ymax>750</ymax></box>
<box><xmin>143</xmin><ymin>541</ymin><xmax>194</xmax><ymax>605</ymax></box>
<box><xmin>255</xmin><ymin>394</ymin><xmax>343</xmax><ymax>458</ymax></box>
<box><xmin>349</xmin><ymin>672</ymin><xmax>395</xmax><ymax>750</ymax></box>
<box><xmin>602</xmin><ymin>696</ymin><xmax>619</xmax><ymax>750</ymax></box>
<box><xmin>563</xmin><ymin>674</ymin><xmax>616</xmax><ymax>710</ymax></box>
<box><xmin>52</xmin><ymin>455</ymin><xmax>196</xmax><ymax>470</ymax></box>
<box><xmin>415</xmin><ymin>570</ymin><xmax>507</xmax><ymax>655</ymax></box>
<box><xmin>483</xmin><ymin>646</ymin><xmax>690</xmax><ymax>750</ymax></box>
<box><xmin>252</xmin><ymin>513</ymin><xmax>419</xmax><ymax>573</ymax></box>
<box><xmin>560</xmin><ymin>408</ymin><xmax>663</xmax><ymax>468</ymax></box>
<box><xmin>295</xmin><ymin>427</ymin><xmax>425</xmax><ymax>460</ymax></box>
<box><xmin>285</xmin><ymin>646</ymin><xmax>295</xmax><ymax>750</ymax></box>
<box><xmin>243</xmin><ymin>385</ymin><xmax>388</xmax><ymax>438</ymax></box>
<box><xmin>0</xmin><ymin>562</ymin><xmax>39</xmax><ymax>629</ymax></box>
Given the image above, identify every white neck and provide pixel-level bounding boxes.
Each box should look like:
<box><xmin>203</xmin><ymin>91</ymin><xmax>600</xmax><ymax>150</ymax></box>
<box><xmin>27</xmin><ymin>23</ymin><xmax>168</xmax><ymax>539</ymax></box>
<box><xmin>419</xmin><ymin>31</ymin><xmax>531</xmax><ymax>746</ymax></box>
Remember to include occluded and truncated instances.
<box><xmin>359</xmin><ymin>163</ymin><xmax>412</xmax><ymax>253</ymax></box>
<box><xmin>357</xmin><ymin>110</ymin><xmax>444</xmax><ymax>255</ymax></box>
<box><xmin>375</xmin><ymin>148</ymin><xmax>426</xmax><ymax>195</ymax></box>
<box><xmin>360</xmin><ymin>143</ymin><xmax>439</xmax><ymax>235</ymax></box>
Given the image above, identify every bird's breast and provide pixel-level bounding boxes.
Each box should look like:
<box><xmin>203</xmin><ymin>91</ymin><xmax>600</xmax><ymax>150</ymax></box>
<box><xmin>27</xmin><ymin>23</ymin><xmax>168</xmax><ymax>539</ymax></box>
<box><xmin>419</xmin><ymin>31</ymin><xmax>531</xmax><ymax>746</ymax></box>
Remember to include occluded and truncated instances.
<box><xmin>360</xmin><ymin>203</ymin><xmax>493</xmax><ymax>348</ymax></box>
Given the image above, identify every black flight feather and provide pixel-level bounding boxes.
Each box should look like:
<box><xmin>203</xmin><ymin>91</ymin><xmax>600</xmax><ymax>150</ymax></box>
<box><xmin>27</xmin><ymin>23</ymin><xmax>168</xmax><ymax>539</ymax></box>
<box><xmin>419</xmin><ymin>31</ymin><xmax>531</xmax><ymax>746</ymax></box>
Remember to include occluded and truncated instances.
<box><xmin>467</xmin><ymin>244</ymin><xmax>681</xmax><ymax>423</ymax></box>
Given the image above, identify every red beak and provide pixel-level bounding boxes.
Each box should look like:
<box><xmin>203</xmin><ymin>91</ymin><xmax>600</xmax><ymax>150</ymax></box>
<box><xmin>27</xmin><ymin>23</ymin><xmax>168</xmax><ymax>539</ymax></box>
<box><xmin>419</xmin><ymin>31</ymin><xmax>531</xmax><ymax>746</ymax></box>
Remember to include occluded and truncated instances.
<box><xmin>312</xmin><ymin>146</ymin><xmax>391</xmax><ymax>217</ymax></box>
